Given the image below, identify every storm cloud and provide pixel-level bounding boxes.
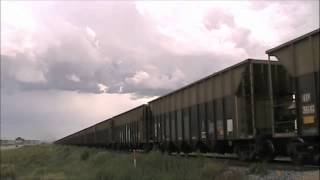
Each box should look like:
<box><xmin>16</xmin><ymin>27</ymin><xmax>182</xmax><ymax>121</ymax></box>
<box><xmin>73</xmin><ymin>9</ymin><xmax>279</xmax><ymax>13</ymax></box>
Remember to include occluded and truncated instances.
<box><xmin>2</xmin><ymin>1</ymin><xmax>319</xmax><ymax>96</ymax></box>
<box><xmin>2</xmin><ymin>1</ymin><xmax>234</xmax><ymax>97</ymax></box>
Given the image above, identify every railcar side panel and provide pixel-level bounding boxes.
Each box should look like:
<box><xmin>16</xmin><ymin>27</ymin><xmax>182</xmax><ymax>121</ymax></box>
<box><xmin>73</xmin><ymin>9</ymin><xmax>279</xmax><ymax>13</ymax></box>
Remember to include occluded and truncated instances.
<box><xmin>267</xmin><ymin>29</ymin><xmax>319</xmax><ymax>137</ymax></box>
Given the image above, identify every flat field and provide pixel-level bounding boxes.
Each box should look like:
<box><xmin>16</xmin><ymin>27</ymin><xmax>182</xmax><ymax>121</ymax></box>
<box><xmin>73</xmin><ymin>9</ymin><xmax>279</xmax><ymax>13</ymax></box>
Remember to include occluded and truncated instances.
<box><xmin>1</xmin><ymin>145</ymin><xmax>246</xmax><ymax>180</ymax></box>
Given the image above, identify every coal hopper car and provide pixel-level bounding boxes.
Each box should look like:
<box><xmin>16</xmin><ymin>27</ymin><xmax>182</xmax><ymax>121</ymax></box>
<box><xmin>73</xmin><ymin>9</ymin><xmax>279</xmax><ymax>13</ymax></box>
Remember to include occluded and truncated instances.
<box><xmin>93</xmin><ymin>119</ymin><xmax>113</xmax><ymax>148</ymax></box>
<box><xmin>148</xmin><ymin>59</ymin><xmax>293</xmax><ymax>161</ymax></box>
<box><xmin>56</xmin><ymin>118</ymin><xmax>113</xmax><ymax>147</ymax></box>
<box><xmin>266</xmin><ymin>28</ymin><xmax>319</xmax><ymax>164</ymax></box>
<box><xmin>112</xmin><ymin>105</ymin><xmax>151</xmax><ymax>150</ymax></box>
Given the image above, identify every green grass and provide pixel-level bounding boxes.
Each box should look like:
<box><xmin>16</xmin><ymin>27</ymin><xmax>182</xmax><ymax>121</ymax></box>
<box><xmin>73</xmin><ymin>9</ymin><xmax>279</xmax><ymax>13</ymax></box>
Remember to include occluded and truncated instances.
<box><xmin>1</xmin><ymin>145</ymin><xmax>246</xmax><ymax>180</ymax></box>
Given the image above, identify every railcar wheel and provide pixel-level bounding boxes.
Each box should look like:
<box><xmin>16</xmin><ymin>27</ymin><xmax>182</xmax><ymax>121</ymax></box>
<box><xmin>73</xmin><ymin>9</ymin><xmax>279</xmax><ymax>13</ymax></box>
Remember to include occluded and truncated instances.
<box><xmin>291</xmin><ymin>152</ymin><xmax>304</xmax><ymax>165</ymax></box>
<box><xmin>181</xmin><ymin>142</ymin><xmax>191</xmax><ymax>154</ymax></box>
<box><xmin>235</xmin><ymin>145</ymin><xmax>251</xmax><ymax>161</ymax></box>
<box><xmin>258</xmin><ymin>140</ymin><xmax>276</xmax><ymax>162</ymax></box>
<box><xmin>314</xmin><ymin>154</ymin><xmax>320</xmax><ymax>165</ymax></box>
<box><xmin>259</xmin><ymin>153</ymin><xmax>276</xmax><ymax>162</ymax></box>
<box><xmin>198</xmin><ymin>141</ymin><xmax>208</xmax><ymax>153</ymax></box>
<box><xmin>143</xmin><ymin>144</ymin><xmax>153</xmax><ymax>153</ymax></box>
<box><xmin>238</xmin><ymin>150</ymin><xmax>250</xmax><ymax>161</ymax></box>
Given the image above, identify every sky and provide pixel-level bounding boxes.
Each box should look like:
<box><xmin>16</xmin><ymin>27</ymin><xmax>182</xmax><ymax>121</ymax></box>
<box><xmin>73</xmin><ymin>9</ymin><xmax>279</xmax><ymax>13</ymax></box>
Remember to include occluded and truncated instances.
<box><xmin>1</xmin><ymin>0</ymin><xmax>319</xmax><ymax>141</ymax></box>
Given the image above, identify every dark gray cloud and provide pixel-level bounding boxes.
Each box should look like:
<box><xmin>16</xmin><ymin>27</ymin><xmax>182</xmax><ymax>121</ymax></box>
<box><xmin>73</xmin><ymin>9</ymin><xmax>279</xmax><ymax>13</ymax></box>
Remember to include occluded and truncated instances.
<box><xmin>2</xmin><ymin>1</ymin><xmax>318</xmax><ymax>97</ymax></box>
<box><xmin>1</xmin><ymin>1</ymin><xmax>239</xmax><ymax>97</ymax></box>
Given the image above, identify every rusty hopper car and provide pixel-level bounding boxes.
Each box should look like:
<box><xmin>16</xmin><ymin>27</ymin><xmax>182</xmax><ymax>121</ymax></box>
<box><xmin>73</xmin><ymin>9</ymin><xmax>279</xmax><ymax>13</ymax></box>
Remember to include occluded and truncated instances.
<box><xmin>148</xmin><ymin>59</ymin><xmax>292</xmax><ymax>160</ymax></box>
<box><xmin>266</xmin><ymin>29</ymin><xmax>319</xmax><ymax>164</ymax></box>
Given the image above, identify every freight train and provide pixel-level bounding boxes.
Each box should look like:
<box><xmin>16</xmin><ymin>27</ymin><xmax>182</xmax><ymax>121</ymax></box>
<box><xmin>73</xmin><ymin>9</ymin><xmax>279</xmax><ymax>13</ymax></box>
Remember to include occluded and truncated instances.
<box><xmin>56</xmin><ymin>29</ymin><xmax>319</xmax><ymax>164</ymax></box>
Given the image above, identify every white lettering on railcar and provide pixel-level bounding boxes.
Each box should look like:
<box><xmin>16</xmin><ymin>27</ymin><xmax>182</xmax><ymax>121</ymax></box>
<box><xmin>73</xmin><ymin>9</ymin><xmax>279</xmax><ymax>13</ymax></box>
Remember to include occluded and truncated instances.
<box><xmin>301</xmin><ymin>93</ymin><xmax>311</xmax><ymax>103</ymax></box>
<box><xmin>208</xmin><ymin>122</ymin><xmax>214</xmax><ymax>134</ymax></box>
<box><xmin>201</xmin><ymin>132</ymin><xmax>207</xmax><ymax>139</ymax></box>
<box><xmin>154</xmin><ymin>124</ymin><xmax>157</xmax><ymax>137</ymax></box>
<box><xmin>227</xmin><ymin>119</ymin><xmax>233</xmax><ymax>133</ymax></box>
<box><xmin>302</xmin><ymin>105</ymin><xmax>315</xmax><ymax>114</ymax></box>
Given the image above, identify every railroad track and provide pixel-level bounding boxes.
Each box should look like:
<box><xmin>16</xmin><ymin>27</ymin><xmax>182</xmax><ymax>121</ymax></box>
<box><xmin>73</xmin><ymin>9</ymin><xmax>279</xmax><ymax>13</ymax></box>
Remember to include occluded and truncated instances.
<box><xmin>95</xmin><ymin>147</ymin><xmax>319</xmax><ymax>171</ymax></box>
<box><xmin>167</xmin><ymin>152</ymin><xmax>320</xmax><ymax>171</ymax></box>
